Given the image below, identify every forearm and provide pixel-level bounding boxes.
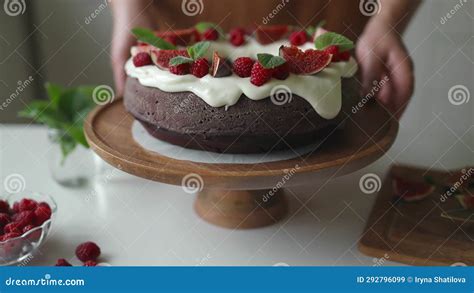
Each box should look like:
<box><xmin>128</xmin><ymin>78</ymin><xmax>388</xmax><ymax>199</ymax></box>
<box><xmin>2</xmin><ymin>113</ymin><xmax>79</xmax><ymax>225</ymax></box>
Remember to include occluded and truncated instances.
<box><xmin>366</xmin><ymin>0</ymin><xmax>422</xmax><ymax>35</ymax></box>
<box><xmin>111</xmin><ymin>0</ymin><xmax>157</xmax><ymax>29</ymax></box>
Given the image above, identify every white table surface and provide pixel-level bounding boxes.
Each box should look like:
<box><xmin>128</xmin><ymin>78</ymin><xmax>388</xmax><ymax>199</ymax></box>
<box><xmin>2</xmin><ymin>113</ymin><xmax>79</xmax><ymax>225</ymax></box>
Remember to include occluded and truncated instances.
<box><xmin>0</xmin><ymin>121</ymin><xmax>471</xmax><ymax>266</ymax></box>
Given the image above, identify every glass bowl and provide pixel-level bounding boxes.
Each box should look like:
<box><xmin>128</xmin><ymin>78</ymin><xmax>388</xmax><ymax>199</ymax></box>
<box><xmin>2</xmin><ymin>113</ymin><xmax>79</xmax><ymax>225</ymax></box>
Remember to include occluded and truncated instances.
<box><xmin>0</xmin><ymin>191</ymin><xmax>57</xmax><ymax>266</ymax></box>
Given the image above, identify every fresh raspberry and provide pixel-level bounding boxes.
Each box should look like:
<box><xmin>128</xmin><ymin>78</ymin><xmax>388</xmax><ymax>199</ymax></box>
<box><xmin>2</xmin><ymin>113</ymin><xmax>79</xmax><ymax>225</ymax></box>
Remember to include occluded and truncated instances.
<box><xmin>132</xmin><ymin>52</ymin><xmax>153</xmax><ymax>67</ymax></box>
<box><xmin>203</xmin><ymin>28</ymin><xmax>219</xmax><ymax>41</ymax></box>
<box><xmin>34</xmin><ymin>206</ymin><xmax>52</xmax><ymax>226</ymax></box>
<box><xmin>3</xmin><ymin>222</ymin><xmax>21</xmax><ymax>234</ymax></box>
<box><xmin>250</xmin><ymin>62</ymin><xmax>273</xmax><ymax>86</ymax></box>
<box><xmin>22</xmin><ymin>224</ymin><xmax>35</xmax><ymax>233</ymax></box>
<box><xmin>55</xmin><ymin>258</ymin><xmax>72</xmax><ymax>266</ymax></box>
<box><xmin>289</xmin><ymin>31</ymin><xmax>308</xmax><ymax>46</ymax></box>
<box><xmin>1</xmin><ymin>232</ymin><xmax>21</xmax><ymax>241</ymax></box>
<box><xmin>76</xmin><ymin>241</ymin><xmax>101</xmax><ymax>262</ymax></box>
<box><xmin>83</xmin><ymin>260</ymin><xmax>97</xmax><ymax>267</ymax></box>
<box><xmin>324</xmin><ymin>45</ymin><xmax>340</xmax><ymax>62</ymax></box>
<box><xmin>233</xmin><ymin>57</ymin><xmax>255</xmax><ymax>78</ymax></box>
<box><xmin>338</xmin><ymin>50</ymin><xmax>351</xmax><ymax>61</ymax></box>
<box><xmin>169</xmin><ymin>63</ymin><xmax>190</xmax><ymax>75</ymax></box>
<box><xmin>229</xmin><ymin>28</ymin><xmax>245</xmax><ymax>46</ymax></box>
<box><xmin>272</xmin><ymin>62</ymin><xmax>290</xmax><ymax>80</ymax></box>
<box><xmin>13</xmin><ymin>210</ymin><xmax>34</xmax><ymax>228</ymax></box>
<box><xmin>324</xmin><ymin>45</ymin><xmax>339</xmax><ymax>55</ymax></box>
<box><xmin>0</xmin><ymin>213</ymin><xmax>11</xmax><ymax>228</ymax></box>
<box><xmin>19</xmin><ymin>198</ymin><xmax>38</xmax><ymax>212</ymax></box>
<box><xmin>191</xmin><ymin>58</ymin><xmax>210</xmax><ymax>78</ymax></box>
<box><xmin>12</xmin><ymin>202</ymin><xmax>20</xmax><ymax>214</ymax></box>
<box><xmin>38</xmin><ymin>202</ymin><xmax>52</xmax><ymax>212</ymax></box>
<box><xmin>0</xmin><ymin>200</ymin><xmax>9</xmax><ymax>214</ymax></box>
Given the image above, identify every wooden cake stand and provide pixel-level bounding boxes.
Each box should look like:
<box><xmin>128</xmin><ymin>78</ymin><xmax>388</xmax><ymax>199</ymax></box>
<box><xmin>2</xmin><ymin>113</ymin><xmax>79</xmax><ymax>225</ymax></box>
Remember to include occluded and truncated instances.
<box><xmin>84</xmin><ymin>98</ymin><xmax>398</xmax><ymax>229</ymax></box>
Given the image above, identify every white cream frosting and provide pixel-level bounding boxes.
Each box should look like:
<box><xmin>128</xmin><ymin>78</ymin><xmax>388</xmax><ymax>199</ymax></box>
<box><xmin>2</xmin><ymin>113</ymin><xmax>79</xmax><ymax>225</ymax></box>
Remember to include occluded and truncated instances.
<box><xmin>125</xmin><ymin>38</ymin><xmax>358</xmax><ymax>119</ymax></box>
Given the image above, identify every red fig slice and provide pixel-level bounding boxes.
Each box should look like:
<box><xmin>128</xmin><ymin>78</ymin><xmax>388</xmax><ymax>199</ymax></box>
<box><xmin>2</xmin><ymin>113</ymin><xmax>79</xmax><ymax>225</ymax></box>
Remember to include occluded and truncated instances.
<box><xmin>302</xmin><ymin>49</ymin><xmax>332</xmax><ymax>75</ymax></box>
<box><xmin>279</xmin><ymin>46</ymin><xmax>305</xmax><ymax>74</ymax></box>
<box><xmin>392</xmin><ymin>176</ymin><xmax>435</xmax><ymax>202</ymax></box>
<box><xmin>150</xmin><ymin>49</ymin><xmax>189</xmax><ymax>70</ymax></box>
<box><xmin>255</xmin><ymin>25</ymin><xmax>289</xmax><ymax>44</ymax></box>
<box><xmin>279</xmin><ymin>46</ymin><xmax>331</xmax><ymax>75</ymax></box>
<box><xmin>211</xmin><ymin>52</ymin><xmax>232</xmax><ymax>77</ymax></box>
<box><xmin>155</xmin><ymin>28</ymin><xmax>199</xmax><ymax>46</ymax></box>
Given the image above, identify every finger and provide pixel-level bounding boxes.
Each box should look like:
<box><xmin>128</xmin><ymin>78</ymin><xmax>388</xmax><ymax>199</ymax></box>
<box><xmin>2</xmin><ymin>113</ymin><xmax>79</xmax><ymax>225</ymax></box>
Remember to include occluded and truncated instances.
<box><xmin>387</xmin><ymin>45</ymin><xmax>414</xmax><ymax>119</ymax></box>
<box><xmin>376</xmin><ymin>75</ymin><xmax>397</xmax><ymax>116</ymax></box>
<box><xmin>111</xmin><ymin>35</ymin><xmax>134</xmax><ymax>97</ymax></box>
<box><xmin>355</xmin><ymin>40</ymin><xmax>387</xmax><ymax>96</ymax></box>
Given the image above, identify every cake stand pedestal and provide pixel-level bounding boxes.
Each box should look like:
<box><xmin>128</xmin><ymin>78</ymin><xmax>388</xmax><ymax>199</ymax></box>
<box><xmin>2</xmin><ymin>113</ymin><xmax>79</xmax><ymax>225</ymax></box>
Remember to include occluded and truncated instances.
<box><xmin>84</xmin><ymin>98</ymin><xmax>398</xmax><ymax>229</ymax></box>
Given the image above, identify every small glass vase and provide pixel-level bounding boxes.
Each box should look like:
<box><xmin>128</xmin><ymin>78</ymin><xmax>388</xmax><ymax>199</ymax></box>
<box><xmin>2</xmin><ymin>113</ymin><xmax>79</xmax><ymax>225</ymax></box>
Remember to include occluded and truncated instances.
<box><xmin>47</xmin><ymin>128</ymin><xmax>96</xmax><ymax>188</ymax></box>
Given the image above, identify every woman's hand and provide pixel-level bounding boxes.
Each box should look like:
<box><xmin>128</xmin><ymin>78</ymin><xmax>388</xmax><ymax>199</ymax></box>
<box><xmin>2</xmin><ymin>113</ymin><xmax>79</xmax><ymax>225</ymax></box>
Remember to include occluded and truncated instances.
<box><xmin>111</xmin><ymin>0</ymin><xmax>157</xmax><ymax>96</ymax></box>
<box><xmin>356</xmin><ymin>21</ymin><xmax>414</xmax><ymax>120</ymax></box>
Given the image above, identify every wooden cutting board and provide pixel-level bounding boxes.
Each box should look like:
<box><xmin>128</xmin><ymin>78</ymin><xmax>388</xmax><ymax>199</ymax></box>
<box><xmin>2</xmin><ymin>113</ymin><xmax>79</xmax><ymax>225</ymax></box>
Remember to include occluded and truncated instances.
<box><xmin>359</xmin><ymin>165</ymin><xmax>474</xmax><ymax>266</ymax></box>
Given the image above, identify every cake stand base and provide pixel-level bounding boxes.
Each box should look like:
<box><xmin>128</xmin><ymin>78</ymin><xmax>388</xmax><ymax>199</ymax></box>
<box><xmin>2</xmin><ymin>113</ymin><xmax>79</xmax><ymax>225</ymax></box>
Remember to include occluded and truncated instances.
<box><xmin>194</xmin><ymin>189</ymin><xmax>287</xmax><ymax>229</ymax></box>
<box><xmin>84</xmin><ymin>98</ymin><xmax>398</xmax><ymax>229</ymax></box>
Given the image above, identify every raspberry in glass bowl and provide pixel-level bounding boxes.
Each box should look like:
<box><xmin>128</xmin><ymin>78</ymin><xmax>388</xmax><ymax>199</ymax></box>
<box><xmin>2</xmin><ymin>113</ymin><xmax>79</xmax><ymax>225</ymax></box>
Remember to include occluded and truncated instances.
<box><xmin>0</xmin><ymin>192</ymin><xmax>57</xmax><ymax>266</ymax></box>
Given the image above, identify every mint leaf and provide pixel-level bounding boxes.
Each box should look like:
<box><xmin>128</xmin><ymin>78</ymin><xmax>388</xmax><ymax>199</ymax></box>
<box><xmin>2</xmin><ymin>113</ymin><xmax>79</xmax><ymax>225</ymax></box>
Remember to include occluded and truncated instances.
<box><xmin>45</xmin><ymin>82</ymin><xmax>63</xmax><ymax>107</ymax></box>
<box><xmin>58</xmin><ymin>86</ymin><xmax>95</xmax><ymax>123</ymax></box>
<box><xmin>132</xmin><ymin>27</ymin><xmax>176</xmax><ymax>50</ymax></box>
<box><xmin>66</xmin><ymin>125</ymin><xmax>89</xmax><ymax>148</ymax></box>
<box><xmin>315</xmin><ymin>32</ymin><xmax>354</xmax><ymax>51</ymax></box>
<box><xmin>19</xmin><ymin>100</ymin><xmax>65</xmax><ymax>129</ymax></box>
<box><xmin>187</xmin><ymin>41</ymin><xmax>210</xmax><ymax>60</ymax></box>
<box><xmin>195</xmin><ymin>22</ymin><xmax>224</xmax><ymax>38</ymax></box>
<box><xmin>257</xmin><ymin>53</ymin><xmax>286</xmax><ymax>69</ymax></box>
<box><xmin>19</xmin><ymin>83</ymin><xmax>98</xmax><ymax>162</ymax></box>
<box><xmin>169</xmin><ymin>56</ymin><xmax>193</xmax><ymax>66</ymax></box>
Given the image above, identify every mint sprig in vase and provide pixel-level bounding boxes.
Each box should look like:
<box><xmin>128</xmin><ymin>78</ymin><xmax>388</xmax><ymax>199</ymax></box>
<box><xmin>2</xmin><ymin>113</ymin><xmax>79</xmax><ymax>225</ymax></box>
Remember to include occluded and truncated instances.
<box><xmin>19</xmin><ymin>83</ymin><xmax>99</xmax><ymax>187</ymax></box>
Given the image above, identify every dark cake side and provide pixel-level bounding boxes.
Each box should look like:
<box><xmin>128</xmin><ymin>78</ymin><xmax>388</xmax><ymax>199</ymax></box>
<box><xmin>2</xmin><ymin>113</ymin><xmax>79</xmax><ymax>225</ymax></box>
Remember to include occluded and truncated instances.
<box><xmin>124</xmin><ymin>77</ymin><xmax>360</xmax><ymax>153</ymax></box>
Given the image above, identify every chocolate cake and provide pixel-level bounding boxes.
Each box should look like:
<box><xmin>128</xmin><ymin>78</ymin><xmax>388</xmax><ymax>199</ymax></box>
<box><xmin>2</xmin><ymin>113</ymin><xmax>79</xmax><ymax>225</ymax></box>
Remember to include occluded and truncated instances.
<box><xmin>124</xmin><ymin>24</ymin><xmax>361</xmax><ymax>154</ymax></box>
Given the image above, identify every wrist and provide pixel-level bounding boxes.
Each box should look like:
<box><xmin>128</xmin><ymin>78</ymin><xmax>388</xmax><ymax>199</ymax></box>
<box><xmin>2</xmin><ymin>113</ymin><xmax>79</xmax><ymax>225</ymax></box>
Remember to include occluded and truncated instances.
<box><xmin>362</xmin><ymin>15</ymin><xmax>399</xmax><ymax>42</ymax></box>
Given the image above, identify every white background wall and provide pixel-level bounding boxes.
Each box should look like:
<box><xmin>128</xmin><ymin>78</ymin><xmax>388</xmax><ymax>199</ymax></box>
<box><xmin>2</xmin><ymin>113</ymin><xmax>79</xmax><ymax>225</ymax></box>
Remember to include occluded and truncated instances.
<box><xmin>1</xmin><ymin>0</ymin><xmax>472</xmax><ymax>167</ymax></box>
